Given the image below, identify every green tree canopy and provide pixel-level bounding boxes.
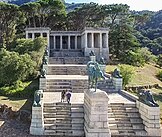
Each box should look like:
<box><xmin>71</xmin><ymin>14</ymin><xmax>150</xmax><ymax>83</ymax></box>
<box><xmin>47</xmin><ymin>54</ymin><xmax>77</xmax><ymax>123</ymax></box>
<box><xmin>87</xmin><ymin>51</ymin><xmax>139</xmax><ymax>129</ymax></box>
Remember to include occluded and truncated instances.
<box><xmin>0</xmin><ymin>2</ymin><xmax>22</xmax><ymax>47</ymax></box>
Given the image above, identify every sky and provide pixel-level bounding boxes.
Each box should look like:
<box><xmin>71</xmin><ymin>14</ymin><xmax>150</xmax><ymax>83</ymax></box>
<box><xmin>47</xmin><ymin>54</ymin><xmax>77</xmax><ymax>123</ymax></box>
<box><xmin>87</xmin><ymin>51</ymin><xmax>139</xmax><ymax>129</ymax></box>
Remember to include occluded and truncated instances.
<box><xmin>66</xmin><ymin>0</ymin><xmax>162</xmax><ymax>11</ymax></box>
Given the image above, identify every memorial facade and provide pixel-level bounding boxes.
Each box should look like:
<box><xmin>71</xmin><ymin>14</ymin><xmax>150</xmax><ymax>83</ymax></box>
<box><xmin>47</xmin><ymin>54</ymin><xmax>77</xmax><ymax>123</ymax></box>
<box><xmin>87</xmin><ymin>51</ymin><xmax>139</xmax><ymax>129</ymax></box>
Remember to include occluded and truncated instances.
<box><xmin>25</xmin><ymin>27</ymin><xmax>109</xmax><ymax>61</ymax></box>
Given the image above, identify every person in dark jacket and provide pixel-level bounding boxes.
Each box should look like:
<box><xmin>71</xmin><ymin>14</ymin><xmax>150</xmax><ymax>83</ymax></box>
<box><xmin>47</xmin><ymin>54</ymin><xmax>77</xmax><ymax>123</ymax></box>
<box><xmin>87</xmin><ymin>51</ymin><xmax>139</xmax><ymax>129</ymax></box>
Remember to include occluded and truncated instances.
<box><xmin>66</xmin><ymin>91</ymin><xmax>71</xmax><ymax>103</ymax></box>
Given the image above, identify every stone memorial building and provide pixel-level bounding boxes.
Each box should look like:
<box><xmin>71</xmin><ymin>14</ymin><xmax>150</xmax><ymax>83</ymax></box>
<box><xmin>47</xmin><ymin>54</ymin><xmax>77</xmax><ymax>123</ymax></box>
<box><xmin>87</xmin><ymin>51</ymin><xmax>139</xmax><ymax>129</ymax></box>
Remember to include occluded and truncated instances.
<box><xmin>25</xmin><ymin>27</ymin><xmax>109</xmax><ymax>62</ymax></box>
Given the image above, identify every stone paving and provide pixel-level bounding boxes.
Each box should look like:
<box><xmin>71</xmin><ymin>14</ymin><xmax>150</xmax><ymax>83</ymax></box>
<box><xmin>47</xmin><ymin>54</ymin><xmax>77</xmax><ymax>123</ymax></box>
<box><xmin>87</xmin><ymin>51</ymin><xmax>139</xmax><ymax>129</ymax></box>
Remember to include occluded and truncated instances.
<box><xmin>108</xmin><ymin>92</ymin><xmax>135</xmax><ymax>104</ymax></box>
<box><xmin>43</xmin><ymin>92</ymin><xmax>84</xmax><ymax>104</ymax></box>
<box><xmin>43</xmin><ymin>91</ymin><xmax>135</xmax><ymax>104</ymax></box>
<box><xmin>48</xmin><ymin>64</ymin><xmax>87</xmax><ymax>67</ymax></box>
<box><xmin>46</xmin><ymin>75</ymin><xmax>88</xmax><ymax>80</ymax></box>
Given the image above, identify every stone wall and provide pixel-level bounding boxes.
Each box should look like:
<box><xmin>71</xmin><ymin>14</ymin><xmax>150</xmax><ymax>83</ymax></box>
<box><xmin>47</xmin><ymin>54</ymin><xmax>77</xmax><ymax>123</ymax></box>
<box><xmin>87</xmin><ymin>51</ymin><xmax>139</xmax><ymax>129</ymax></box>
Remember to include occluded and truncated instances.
<box><xmin>84</xmin><ymin>89</ymin><xmax>111</xmax><ymax>137</ymax></box>
<box><xmin>30</xmin><ymin>106</ymin><xmax>44</xmax><ymax>135</ymax></box>
<box><xmin>136</xmin><ymin>100</ymin><xmax>161</xmax><ymax>137</ymax></box>
<box><xmin>112</xmin><ymin>77</ymin><xmax>122</xmax><ymax>91</ymax></box>
<box><xmin>39</xmin><ymin>78</ymin><xmax>46</xmax><ymax>90</ymax></box>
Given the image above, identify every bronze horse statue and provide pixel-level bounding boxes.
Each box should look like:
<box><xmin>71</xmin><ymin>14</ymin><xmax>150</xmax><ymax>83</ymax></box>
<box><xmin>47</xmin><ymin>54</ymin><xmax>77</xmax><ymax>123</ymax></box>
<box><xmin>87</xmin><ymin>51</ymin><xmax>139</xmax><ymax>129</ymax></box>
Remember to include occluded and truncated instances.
<box><xmin>87</xmin><ymin>61</ymin><xmax>107</xmax><ymax>92</ymax></box>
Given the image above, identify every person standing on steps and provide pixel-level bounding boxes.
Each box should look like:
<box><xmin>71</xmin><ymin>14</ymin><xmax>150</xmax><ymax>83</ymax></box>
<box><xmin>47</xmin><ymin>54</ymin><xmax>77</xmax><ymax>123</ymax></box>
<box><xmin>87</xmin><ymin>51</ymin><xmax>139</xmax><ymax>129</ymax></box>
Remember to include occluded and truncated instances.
<box><xmin>66</xmin><ymin>90</ymin><xmax>71</xmax><ymax>103</ymax></box>
<box><xmin>61</xmin><ymin>90</ymin><xmax>66</xmax><ymax>102</ymax></box>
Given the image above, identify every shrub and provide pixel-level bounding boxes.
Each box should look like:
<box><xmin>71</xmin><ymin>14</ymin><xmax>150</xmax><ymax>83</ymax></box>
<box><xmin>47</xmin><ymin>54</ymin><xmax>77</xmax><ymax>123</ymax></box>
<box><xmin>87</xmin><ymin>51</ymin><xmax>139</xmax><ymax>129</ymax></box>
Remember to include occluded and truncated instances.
<box><xmin>123</xmin><ymin>48</ymin><xmax>157</xmax><ymax>67</ymax></box>
<box><xmin>157</xmin><ymin>70</ymin><xmax>162</xmax><ymax>81</ymax></box>
<box><xmin>13</xmin><ymin>37</ymin><xmax>47</xmax><ymax>74</ymax></box>
<box><xmin>138</xmin><ymin>47</ymin><xmax>157</xmax><ymax>63</ymax></box>
<box><xmin>0</xmin><ymin>80</ymin><xmax>38</xmax><ymax>98</ymax></box>
<box><xmin>157</xmin><ymin>54</ymin><xmax>162</xmax><ymax>68</ymax></box>
<box><xmin>118</xmin><ymin>64</ymin><xmax>135</xmax><ymax>87</ymax></box>
<box><xmin>13</xmin><ymin>37</ymin><xmax>47</xmax><ymax>55</ymax></box>
<box><xmin>125</xmin><ymin>50</ymin><xmax>145</xmax><ymax>67</ymax></box>
<box><xmin>0</xmin><ymin>49</ymin><xmax>35</xmax><ymax>86</ymax></box>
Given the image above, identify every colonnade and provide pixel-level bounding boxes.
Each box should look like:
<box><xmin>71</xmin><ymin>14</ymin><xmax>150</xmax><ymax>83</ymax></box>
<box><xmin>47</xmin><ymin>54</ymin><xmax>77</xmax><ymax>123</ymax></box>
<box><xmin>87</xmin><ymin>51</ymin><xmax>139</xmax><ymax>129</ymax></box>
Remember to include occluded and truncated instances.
<box><xmin>50</xmin><ymin>35</ymin><xmax>80</xmax><ymax>50</ymax></box>
<box><xmin>84</xmin><ymin>32</ymin><xmax>108</xmax><ymax>49</ymax></box>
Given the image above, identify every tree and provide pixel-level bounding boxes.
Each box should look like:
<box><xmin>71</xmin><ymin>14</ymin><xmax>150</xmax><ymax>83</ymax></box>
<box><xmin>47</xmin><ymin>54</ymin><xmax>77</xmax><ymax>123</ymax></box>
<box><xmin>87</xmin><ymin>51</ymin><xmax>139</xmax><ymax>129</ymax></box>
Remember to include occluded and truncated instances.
<box><xmin>66</xmin><ymin>3</ymin><xmax>102</xmax><ymax>30</ymax></box>
<box><xmin>13</xmin><ymin>37</ymin><xmax>47</xmax><ymax>71</ymax></box>
<box><xmin>102</xmin><ymin>4</ymin><xmax>130</xmax><ymax>27</ymax></box>
<box><xmin>20</xmin><ymin>2</ymin><xmax>41</xmax><ymax>27</ymax></box>
<box><xmin>109</xmin><ymin>17</ymin><xmax>140</xmax><ymax>61</ymax></box>
<box><xmin>0</xmin><ymin>2</ymin><xmax>22</xmax><ymax>47</ymax></box>
<box><xmin>20</xmin><ymin>0</ymin><xmax>66</xmax><ymax>29</ymax></box>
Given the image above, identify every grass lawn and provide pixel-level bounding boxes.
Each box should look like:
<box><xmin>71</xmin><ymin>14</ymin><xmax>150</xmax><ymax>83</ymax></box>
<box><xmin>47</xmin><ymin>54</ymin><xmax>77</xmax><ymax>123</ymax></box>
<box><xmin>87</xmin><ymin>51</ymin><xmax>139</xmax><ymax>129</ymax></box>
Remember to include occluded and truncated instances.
<box><xmin>0</xmin><ymin>80</ymin><xmax>38</xmax><ymax>112</ymax></box>
<box><xmin>106</xmin><ymin>64</ymin><xmax>162</xmax><ymax>86</ymax></box>
<box><xmin>0</xmin><ymin>96</ymin><xmax>32</xmax><ymax>111</ymax></box>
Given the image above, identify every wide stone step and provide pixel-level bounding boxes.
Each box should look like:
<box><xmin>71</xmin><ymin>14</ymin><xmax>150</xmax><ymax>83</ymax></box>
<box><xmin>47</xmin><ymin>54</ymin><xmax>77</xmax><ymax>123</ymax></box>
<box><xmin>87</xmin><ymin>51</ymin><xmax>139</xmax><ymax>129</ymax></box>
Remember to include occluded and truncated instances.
<box><xmin>45</xmin><ymin>123</ymin><xmax>72</xmax><ymax>127</ymax></box>
<box><xmin>130</xmin><ymin>118</ymin><xmax>143</xmax><ymax>124</ymax></box>
<box><xmin>44</xmin><ymin>113</ymin><xmax>71</xmax><ymax>118</ymax></box>
<box><xmin>44</xmin><ymin>124</ymin><xmax>84</xmax><ymax>130</ymax></box>
<box><xmin>44</xmin><ymin>118</ymin><xmax>84</xmax><ymax>124</ymax></box>
<box><xmin>44</xmin><ymin>118</ymin><xmax>71</xmax><ymax>124</ymax></box>
<box><xmin>48</xmin><ymin>65</ymin><xmax>87</xmax><ymax>75</ymax></box>
<box><xmin>44</xmin><ymin>112</ymin><xmax>84</xmax><ymax>118</ymax></box>
<box><xmin>46</xmin><ymin>82</ymin><xmax>70</xmax><ymax>85</ymax></box>
<box><xmin>44</xmin><ymin>129</ymin><xmax>85</xmax><ymax>136</ymax></box>
<box><xmin>108</xmin><ymin>108</ymin><xmax>139</xmax><ymax>113</ymax></box>
<box><xmin>111</xmin><ymin>129</ymin><xmax>135</xmax><ymax>136</ymax></box>
<box><xmin>44</xmin><ymin>103</ymin><xmax>83</xmax><ymax>107</ymax></box>
<box><xmin>108</xmin><ymin>118</ymin><xmax>130</xmax><ymax>123</ymax></box>
<box><xmin>135</xmin><ymin>130</ymin><xmax>147</xmax><ymax>136</ymax></box>
<box><xmin>44</xmin><ymin>107</ymin><xmax>84</xmax><ymax>113</ymax></box>
<box><xmin>109</xmin><ymin>117</ymin><xmax>143</xmax><ymax>123</ymax></box>
<box><xmin>132</xmin><ymin>124</ymin><xmax>145</xmax><ymax>130</ymax></box>
<box><xmin>46</xmin><ymin>84</ymin><xmax>70</xmax><ymax>87</ymax></box>
<box><xmin>108</xmin><ymin>113</ymin><xmax>140</xmax><ymax>118</ymax></box>
<box><xmin>109</xmin><ymin>103</ymin><xmax>136</xmax><ymax>107</ymax></box>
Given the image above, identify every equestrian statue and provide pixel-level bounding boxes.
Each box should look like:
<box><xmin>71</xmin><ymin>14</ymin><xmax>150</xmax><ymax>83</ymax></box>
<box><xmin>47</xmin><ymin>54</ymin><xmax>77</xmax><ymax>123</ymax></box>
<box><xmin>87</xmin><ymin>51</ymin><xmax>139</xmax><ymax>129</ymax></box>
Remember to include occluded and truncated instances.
<box><xmin>87</xmin><ymin>60</ymin><xmax>107</xmax><ymax>92</ymax></box>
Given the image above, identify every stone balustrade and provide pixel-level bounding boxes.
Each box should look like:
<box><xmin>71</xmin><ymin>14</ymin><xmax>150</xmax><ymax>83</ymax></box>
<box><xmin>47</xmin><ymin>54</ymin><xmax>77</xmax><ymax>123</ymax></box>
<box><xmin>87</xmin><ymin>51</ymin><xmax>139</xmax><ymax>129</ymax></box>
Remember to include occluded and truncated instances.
<box><xmin>112</xmin><ymin>77</ymin><xmax>122</xmax><ymax>91</ymax></box>
<box><xmin>30</xmin><ymin>90</ymin><xmax>44</xmax><ymax>135</ymax></box>
<box><xmin>30</xmin><ymin>106</ymin><xmax>44</xmax><ymax>135</ymax></box>
<box><xmin>136</xmin><ymin>100</ymin><xmax>161</xmax><ymax>137</ymax></box>
<box><xmin>39</xmin><ymin>78</ymin><xmax>46</xmax><ymax>90</ymax></box>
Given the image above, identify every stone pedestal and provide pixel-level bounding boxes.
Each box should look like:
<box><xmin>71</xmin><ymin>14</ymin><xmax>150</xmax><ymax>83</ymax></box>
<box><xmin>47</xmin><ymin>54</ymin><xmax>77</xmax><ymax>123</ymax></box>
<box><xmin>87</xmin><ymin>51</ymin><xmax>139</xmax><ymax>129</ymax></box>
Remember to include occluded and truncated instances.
<box><xmin>43</xmin><ymin>65</ymin><xmax>48</xmax><ymax>74</ymax></box>
<box><xmin>84</xmin><ymin>89</ymin><xmax>111</xmax><ymax>137</ymax></box>
<box><xmin>90</xmin><ymin>56</ymin><xmax>96</xmax><ymax>62</ymax></box>
<box><xmin>39</xmin><ymin>78</ymin><xmax>46</xmax><ymax>90</ymax></box>
<box><xmin>112</xmin><ymin>77</ymin><xmax>122</xmax><ymax>91</ymax></box>
<box><xmin>30</xmin><ymin>106</ymin><xmax>44</xmax><ymax>135</ymax></box>
<box><xmin>136</xmin><ymin>100</ymin><xmax>161</xmax><ymax>136</ymax></box>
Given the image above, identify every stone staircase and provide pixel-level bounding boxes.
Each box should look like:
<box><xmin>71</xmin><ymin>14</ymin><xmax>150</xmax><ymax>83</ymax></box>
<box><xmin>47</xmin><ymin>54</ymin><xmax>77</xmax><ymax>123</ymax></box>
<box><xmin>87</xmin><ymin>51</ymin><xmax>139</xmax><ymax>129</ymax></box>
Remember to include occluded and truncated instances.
<box><xmin>47</xmin><ymin>64</ymin><xmax>87</xmax><ymax>75</ymax></box>
<box><xmin>49</xmin><ymin>57</ymin><xmax>89</xmax><ymax>64</ymax></box>
<box><xmin>45</xmin><ymin>79</ymin><xmax>88</xmax><ymax>93</ymax></box>
<box><xmin>44</xmin><ymin>102</ymin><xmax>84</xmax><ymax>137</ymax></box>
<box><xmin>108</xmin><ymin>103</ymin><xmax>147</xmax><ymax>137</ymax></box>
<box><xmin>50</xmin><ymin>50</ymin><xmax>84</xmax><ymax>57</ymax></box>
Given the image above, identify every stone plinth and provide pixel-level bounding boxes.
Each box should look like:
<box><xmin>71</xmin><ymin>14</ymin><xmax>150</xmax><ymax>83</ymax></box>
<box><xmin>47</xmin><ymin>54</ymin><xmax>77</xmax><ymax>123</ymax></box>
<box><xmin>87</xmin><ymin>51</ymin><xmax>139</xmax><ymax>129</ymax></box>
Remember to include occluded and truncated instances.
<box><xmin>90</xmin><ymin>56</ymin><xmax>96</xmax><ymax>62</ymax></box>
<box><xmin>84</xmin><ymin>89</ymin><xmax>111</xmax><ymax>137</ymax></box>
<box><xmin>30</xmin><ymin>106</ymin><xmax>44</xmax><ymax>135</ymax></box>
<box><xmin>43</xmin><ymin>64</ymin><xmax>48</xmax><ymax>74</ymax></box>
<box><xmin>112</xmin><ymin>77</ymin><xmax>122</xmax><ymax>91</ymax></box>
<box><xmin>39</xmin><ymin>78</ymin><xmax>46</xmax><ymax>90</ymax></box>
<box><xmin>136</xmin><ymin>100</ymin><xmax>161</xmax><ymax>137</ymax></box>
